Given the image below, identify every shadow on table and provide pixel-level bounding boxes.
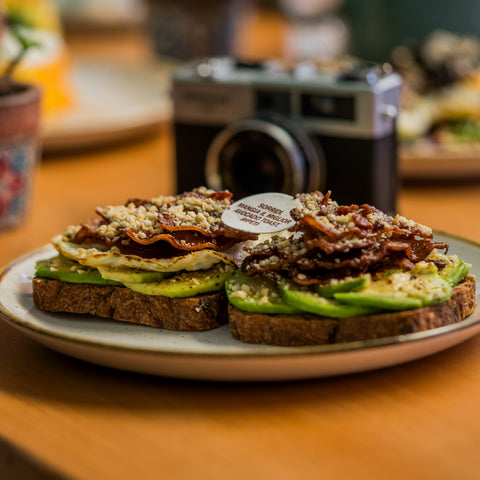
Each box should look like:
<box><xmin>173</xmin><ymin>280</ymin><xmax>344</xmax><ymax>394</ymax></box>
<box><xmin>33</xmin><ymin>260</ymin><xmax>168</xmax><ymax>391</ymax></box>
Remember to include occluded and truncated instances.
<box><xmin>0</xmin><ymin>434</ymin><xmax>65</xmax><ymax>480</ymax></box>
<box><xmin>0</xmin><ymin>317</ymin><xmax>478</xmax><ymax>413</ymax></box>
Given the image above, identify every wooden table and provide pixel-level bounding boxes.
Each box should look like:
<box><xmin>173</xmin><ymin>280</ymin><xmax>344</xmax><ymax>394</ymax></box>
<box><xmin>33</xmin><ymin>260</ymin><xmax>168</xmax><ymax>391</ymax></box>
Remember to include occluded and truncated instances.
<box><xmin>2</xmin><ymin>25</ymin><xmax>480</xmax><ymax>480</ymax></box>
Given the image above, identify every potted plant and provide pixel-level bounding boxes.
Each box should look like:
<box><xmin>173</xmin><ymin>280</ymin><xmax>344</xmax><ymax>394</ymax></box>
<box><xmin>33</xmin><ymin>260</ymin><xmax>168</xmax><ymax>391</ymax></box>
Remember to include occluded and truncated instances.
<box><xmin>0</xmin><ymin>7</ymin><xmax>41</xmax><ymax>230</ymax></box>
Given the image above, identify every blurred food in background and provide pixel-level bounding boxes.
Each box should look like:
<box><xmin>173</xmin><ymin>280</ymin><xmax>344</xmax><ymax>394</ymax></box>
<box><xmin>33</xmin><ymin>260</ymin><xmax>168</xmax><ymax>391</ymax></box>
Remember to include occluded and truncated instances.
<box><xmin>392</xmin><ymin>30</ymin><xmax>480</xmax><ymax>180</ymax></box>
<box><xmin>1</xmin><ymin>0</ymin><xmax>74</xmax><ymax>115</ymax></box>
<box><xmin>393</xmin><ymin>30</ymin><xmax>480</xmax><ymax>147</ymax></box>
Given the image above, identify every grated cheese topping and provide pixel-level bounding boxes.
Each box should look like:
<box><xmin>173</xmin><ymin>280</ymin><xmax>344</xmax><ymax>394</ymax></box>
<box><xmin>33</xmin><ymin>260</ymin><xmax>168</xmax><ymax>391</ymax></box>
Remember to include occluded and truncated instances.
<box><xmin>228</xmin><ymin>277</ymin><xmax>283</xmax><ymax>304</ymax></box>
<box><xmin>77</xmin><ymin>187</ymin><xmax>232</xmax><ymax>241</ymax></box>
<box><xmin>244</xmin><ymin>235</ymin><xmax>308</xmax><ymax>271</ymax></box>
<box><xmin>96</xmin><ymin>203</ymin><xmax>162</xmax><ymax>240</ymax></box>
<box><xmin>294</xmin><ymin>193</ymin><xmax>433</xmax><ymax>238</ymax></box>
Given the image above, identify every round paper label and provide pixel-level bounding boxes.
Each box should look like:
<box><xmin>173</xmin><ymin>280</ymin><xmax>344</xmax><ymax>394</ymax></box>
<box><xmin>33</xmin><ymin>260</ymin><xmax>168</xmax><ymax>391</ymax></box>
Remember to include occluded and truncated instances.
<box><xmin>222</xmin><ymin>193</ymin><xmax>301</xmax><ymax>234</ymax></box>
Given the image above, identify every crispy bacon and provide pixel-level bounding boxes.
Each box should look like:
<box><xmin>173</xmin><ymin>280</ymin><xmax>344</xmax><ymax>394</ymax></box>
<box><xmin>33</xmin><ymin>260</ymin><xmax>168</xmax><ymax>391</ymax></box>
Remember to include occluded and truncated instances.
<box><xmin>124</xmin><ymin>229</ymin><xmax>239</xmax><ymax>251</ymax></box>
<box><xmin>68</xmin><ymin>188</ymin><xmax>253</xmax><ymax>260</ymax></box>
<box><xmin>153</xmin><ymin>215</ymin><xmax>256</xmax><ymax>240</ymax></box>
<box><xmin>241</xmin><ymin>192</ymin><xmax>449</xmax><ymax>285</ymax></box>
<box><xmin>70</xmin><ymin>225</ymin><xmax>100</xmax><ymax>245</ymax></box>
<box><xmin>205</xmin><ymin>190</ymin><xmax>233</xmax><ymax>201</ymax></box>
<box><xmin>110</xmin><ymin>238</ymin><xmax>188</xmax><ymax>259</ymax></box>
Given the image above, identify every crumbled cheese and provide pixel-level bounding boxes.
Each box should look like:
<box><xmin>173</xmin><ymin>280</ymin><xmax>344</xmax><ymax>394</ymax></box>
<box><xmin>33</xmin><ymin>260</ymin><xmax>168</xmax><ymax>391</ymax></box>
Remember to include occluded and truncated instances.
<box><xmin>428</xmin><ymin>249</ymin><xmax>456</xmax><ymax>264</ymax></box>
<box><xmin>231</xmin><ymin>289</ymin><xmax>248</xmax><ymax>299</ymax></box>
<box><xmin>90</xmin><ymin>188</ymin><xmax>231</xmax><ymax>241</ymax></box>
<box><xmin>394</xmin><ymin>214</ymin><xmax>432</xmax><ymax>236</ymax></box>
<box><xmin>96</xmin><ymin>202</ymin><xmax>163</xmax><ymax>239</ymax></box>
<box><xmin>63</xmin><ymin>224</ymin><xmax>81</xmax><ymax>241</ymax></box>
<box><xmin>258</xmin><ymin>295</ymin><xmax>270</xmax><ymax>305</ymax></box>
<box><xmin>294</xmin><ymin>192</ymin><xmax>339</xmax><ymax>217</ymax></box>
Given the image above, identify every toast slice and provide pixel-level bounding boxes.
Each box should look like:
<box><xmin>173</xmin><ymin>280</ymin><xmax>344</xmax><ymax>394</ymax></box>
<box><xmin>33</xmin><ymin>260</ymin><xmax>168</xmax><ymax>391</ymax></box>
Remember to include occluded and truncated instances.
<box><xmin>228</xmin><ymin>278</ymin><xmax>477</xmax><ymax>346</ymax></box>
<box><xmin>32</xmin><ymin>278</ymin><xmax>228</xmax><ymax>331</ymax></box>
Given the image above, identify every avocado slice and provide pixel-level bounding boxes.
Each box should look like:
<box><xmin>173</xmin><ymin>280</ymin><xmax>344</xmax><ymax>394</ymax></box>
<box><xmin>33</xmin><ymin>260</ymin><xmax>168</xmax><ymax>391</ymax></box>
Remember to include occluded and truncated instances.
<box><xmin>36</xmin><ymin>255</ymin><xmax>122</xmax><ymax>286</ymax></box>
<box><xmin>315</xmin><ymin>275</ymin><xmax>370</xmax><ymax>297</ymax></box>
<box><xmin>225</xmin><ymin>270</ymin><xmax>301</xmax><ymax>314</ymax></box>
<box><xmin>334</xmin><ymin>267</ymin><xmax>452</xmax><ymax>310</ymax></box>
<box><xmin>35</xmin><ymin>257</ymin><xmax>63</xmax><ymax>280</ymax></box>
<box><xmin>97</xmin><ymin>265</ymin><xmax>168</xmax><ymax>283</ymax></box>
<box><xmin>334</xmin><ymin>291</ymin><xmax>424</xmax><ymax>311</ymax></box>
<box><xmin>438</xmin><ymin>256</ymin><xmax>470</xmax><ymax>286</ymax></box>
<box><xmin>277</xmin><ymin>277</ymin><xmax>380</xmax><ymax>318</ymax></box>
<box><xmin>123</xmin><ymin>263</ymin><xmax>234</xmax><ymax>298</ymax></box>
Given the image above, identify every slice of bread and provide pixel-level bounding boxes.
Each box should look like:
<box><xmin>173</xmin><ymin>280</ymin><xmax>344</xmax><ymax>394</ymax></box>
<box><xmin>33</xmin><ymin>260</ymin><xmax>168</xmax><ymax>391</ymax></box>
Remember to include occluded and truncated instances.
<box><xmin>228</xmin><ymin>278</ymin><xmax>477</xmax><ymax>346</ymax></box>
<box><xmin>32</xmin><ymin>278</ymin><xmax>227</xmax><ymax>331</ymax></box>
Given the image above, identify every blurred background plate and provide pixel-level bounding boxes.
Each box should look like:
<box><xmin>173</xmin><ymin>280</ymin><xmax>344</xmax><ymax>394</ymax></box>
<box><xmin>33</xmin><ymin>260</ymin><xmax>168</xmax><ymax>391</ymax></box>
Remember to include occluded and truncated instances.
<box><xmin>56</xmin><ymin>0</ymin><xmax>148</xmax><ymax>30</ymax></box>
<box><xmin>41</xmin><ymin>58</ymin><xmax>176</xmax><ymax>152</ymax></box>
<box><xmin>400</xmin><ymin>143</ymin><xmax>480</xmax><ymax>181</ymax></box>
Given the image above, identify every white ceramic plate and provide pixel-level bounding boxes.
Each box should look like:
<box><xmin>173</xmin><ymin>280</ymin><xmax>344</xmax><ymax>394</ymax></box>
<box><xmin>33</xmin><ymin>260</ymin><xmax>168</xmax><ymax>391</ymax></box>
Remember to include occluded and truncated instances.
<box><xmin>41</xmin><ymin>58</ymin><xmax>176</xmax><ymax>152</ymax></box>
<box><xmin>0</xmin><ymin>232</ymin><xmax>479</xmax><ymax>382</ymax></box>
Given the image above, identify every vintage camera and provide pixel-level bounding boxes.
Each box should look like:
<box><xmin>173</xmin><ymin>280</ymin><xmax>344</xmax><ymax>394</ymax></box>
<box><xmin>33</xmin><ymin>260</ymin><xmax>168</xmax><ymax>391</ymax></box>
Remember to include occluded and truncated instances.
<box><xmin>172</xmin><ymin>57</ymin><xmax>401</xmax><ymax>212</ymax></box>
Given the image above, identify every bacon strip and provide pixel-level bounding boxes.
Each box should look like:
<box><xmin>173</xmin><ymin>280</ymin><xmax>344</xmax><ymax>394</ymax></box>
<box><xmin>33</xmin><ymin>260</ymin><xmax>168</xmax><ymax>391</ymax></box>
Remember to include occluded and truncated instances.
<box><xmin>68</xmin><ymin>188</ymin><xmax>256</xmax><ymax>260</ymax></box>
<box><xmin>241</xmin><ymin>191</ymin><xmax>449</xmax><ymax>285</ymax></box>
<box><xmin>124</xmin><ymin>229</ymin><xmax>239</xmax><ymax>251</ymax></box>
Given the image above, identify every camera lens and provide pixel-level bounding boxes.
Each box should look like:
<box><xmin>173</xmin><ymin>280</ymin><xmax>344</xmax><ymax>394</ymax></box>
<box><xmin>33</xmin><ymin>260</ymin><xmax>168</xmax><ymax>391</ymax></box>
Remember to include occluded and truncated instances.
<box><xmin>205</xmin><ymin>117</ymin><xmax>325</xmax><ymax>198</ymax></box>
<box><xmin>219</xmin><ymin>131</ymin><xmax>288</xmax><ymax>194</ymax></box>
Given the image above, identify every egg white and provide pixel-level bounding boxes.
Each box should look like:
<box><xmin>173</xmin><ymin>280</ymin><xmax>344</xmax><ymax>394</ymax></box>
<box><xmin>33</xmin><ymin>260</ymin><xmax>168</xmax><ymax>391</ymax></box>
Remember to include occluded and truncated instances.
<box><xmin>52</xmin><ymin>235</ymin><xmax>237</xmax><ymax>273</ymax></box>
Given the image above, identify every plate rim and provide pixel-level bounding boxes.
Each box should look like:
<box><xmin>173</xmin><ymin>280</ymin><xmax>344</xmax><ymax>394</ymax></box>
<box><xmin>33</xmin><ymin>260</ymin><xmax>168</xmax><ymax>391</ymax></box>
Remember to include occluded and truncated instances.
<box><xmin>0</xmin><ymin>230</ymin><xmax>479</xmax><ymax>360</ymax></box>
<box><xmin>40</xmin><ymin>58</ymin><xmax>176</xmax><ymax>152</ymax></box>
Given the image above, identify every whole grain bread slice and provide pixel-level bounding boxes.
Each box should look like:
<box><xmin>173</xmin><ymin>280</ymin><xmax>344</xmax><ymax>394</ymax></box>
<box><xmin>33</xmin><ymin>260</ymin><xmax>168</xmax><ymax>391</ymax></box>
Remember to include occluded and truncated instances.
<box><xmin>228</xmin><ymin>278</ymin><xmax>477</xmax><ymax>346</ymax></box>
<box><xmin>32</xmin><ymin>278</ymin><xmax>227</xmax><ymax>331</ymax></box>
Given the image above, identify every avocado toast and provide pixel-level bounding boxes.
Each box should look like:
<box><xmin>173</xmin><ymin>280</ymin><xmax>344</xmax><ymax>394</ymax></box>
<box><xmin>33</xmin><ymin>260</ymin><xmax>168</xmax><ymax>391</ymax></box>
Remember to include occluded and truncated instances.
<box><xmin>33</xmin><ymin>187</ymin><xmax>255</xmax><ymax>330</ymax></box>
<box><xmin>226</xmin><ymin>191</ymin><xmax>476</xmax><ymax>345</ymax></box>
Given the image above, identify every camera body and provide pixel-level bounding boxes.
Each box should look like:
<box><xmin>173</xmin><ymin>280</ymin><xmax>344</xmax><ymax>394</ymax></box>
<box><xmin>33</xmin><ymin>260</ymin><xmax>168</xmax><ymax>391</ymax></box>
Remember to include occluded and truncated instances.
<box><xmin>173</xmin><ymin>57</ymin><xmax>402</xmax><ymax>213</ymax></box>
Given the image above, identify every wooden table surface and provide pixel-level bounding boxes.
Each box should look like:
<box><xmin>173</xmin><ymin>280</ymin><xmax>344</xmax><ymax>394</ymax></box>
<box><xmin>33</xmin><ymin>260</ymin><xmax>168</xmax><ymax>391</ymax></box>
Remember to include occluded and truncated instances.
<box><xmin>2</xmin><ymin>23</ymin><xmax>480</xmax><ymax>480</ymax></box>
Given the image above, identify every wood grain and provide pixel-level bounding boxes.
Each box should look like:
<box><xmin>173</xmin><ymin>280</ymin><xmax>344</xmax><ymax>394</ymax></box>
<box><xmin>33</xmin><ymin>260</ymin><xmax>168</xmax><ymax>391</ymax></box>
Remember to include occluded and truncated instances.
<box><xmin>0</xmin><ymin>20</ymin><xmax>480</xmax><ymax>480</ymax></box>
<box><xmin>1</xmin><ymin>315</ymin><xmax>480</xmax><ymax>480</ymax></box>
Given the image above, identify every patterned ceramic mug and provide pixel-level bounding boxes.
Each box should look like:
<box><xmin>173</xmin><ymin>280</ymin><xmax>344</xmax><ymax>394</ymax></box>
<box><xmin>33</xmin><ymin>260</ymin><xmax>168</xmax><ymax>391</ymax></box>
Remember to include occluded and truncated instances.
<box><xmin>0</xmin><ymin>84</ymin><xmax>41</xmax><ymax>230</ymax></box>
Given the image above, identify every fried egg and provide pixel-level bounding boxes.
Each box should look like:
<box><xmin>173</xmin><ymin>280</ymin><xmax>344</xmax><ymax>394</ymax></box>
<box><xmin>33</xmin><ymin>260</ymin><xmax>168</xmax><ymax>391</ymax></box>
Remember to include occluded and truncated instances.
<box><xmin>52</xmin><ymin>235</ymin><xmax>239</xmax><ymax>273</ymax></box>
